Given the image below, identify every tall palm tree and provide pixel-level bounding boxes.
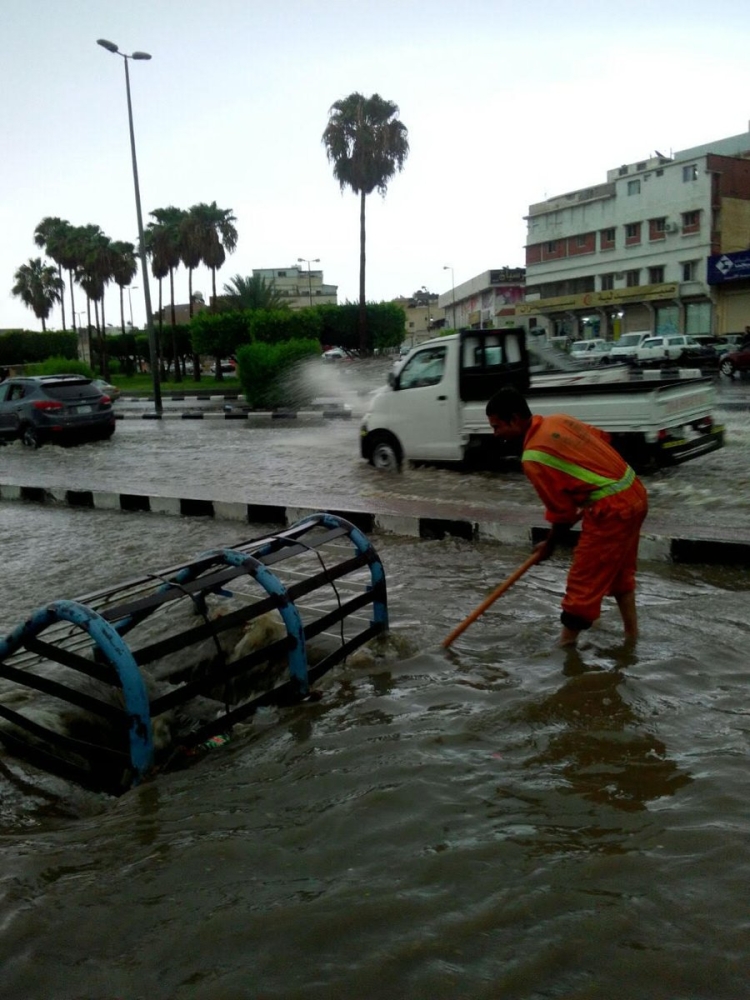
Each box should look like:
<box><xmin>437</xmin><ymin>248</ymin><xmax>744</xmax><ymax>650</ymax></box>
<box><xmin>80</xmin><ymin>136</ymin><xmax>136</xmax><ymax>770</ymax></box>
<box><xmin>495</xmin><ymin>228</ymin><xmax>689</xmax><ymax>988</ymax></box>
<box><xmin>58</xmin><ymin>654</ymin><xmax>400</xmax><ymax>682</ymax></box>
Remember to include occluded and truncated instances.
<box><xmin>322</xmin><ymin>92</ymin><xmax>409</xmax><ymax>353</ymax></box>
<box><xmin>11</xmin><ymin>258</ymin><xmax>64</xmax><ymax>331</ymax></box>
<box><xmin>145</xmin><ymin>231</ymin><xmax>169</xmax><ymax>370</ymax></box>
<box><xmin>76</xmin><ymin>228</ymin><xmax>116</xmax><ymax>378</ymax></box>
<box><xmin>147</xmin><ymin>207</ymin><xmax>184</xmax><ymax>332</ymax></box>
<box><xmin>110</xmin><ymin>240</ymin><xmax>138</xmax><ymax>335</ymax></box>
<box><xmin>185</xmin><ymin>201</ymin><xmax>238</xmax><ymax>307</ymax></box>
<box><xmin>33</xmin><ymin>216</ymin><xmax>71</xmax><ymax>331</ymax></box>
<box><xmin>222</xmin><ymin>273</ymin><xmax>288</xmax><ymax>311</ymax></box>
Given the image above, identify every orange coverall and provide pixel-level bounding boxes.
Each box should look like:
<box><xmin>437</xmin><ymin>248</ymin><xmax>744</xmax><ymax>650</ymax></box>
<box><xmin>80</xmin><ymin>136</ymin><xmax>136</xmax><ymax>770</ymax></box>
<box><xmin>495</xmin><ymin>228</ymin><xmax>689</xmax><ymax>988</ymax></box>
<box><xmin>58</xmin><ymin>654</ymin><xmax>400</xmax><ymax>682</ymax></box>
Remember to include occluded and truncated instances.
<box><xmin>521</xmin><ymin>413</ymin><xmax>649</xmax><ymax>629</ymax></box>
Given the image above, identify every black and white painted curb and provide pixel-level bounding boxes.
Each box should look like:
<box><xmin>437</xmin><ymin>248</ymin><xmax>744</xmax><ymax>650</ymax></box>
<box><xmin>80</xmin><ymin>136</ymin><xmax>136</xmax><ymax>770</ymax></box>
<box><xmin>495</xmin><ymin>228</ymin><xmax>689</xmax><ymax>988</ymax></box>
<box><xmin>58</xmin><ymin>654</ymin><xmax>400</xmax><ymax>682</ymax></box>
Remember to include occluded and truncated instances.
<box><xmin>114</xmin><ymin>403</ymin><xmax>353</xmax><ymax>422</ymax></box>
<box><xmin>2</xmin><ymin>482</ymin><xmax>749</xmax><ymax>568</ymax></box>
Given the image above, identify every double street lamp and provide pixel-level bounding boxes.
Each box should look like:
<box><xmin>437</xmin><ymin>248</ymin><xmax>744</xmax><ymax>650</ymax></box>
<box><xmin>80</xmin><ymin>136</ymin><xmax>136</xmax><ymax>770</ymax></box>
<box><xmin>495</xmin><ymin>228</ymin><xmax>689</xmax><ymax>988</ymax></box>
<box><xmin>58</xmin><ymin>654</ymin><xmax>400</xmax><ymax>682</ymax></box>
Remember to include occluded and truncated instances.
<box><xmin>443</xmin><ymin>265</ymin><xmax>457</xmax><ymax>330</ymax></box>
<box><xmin>297</xmin><ymin>257</ymin><xmax>320</xmax><ymax>307</ymax></box>
<box><xmin>97</xmin><ymin>38</ymin><xmax>162</xmax><ymax>413</ymax></box>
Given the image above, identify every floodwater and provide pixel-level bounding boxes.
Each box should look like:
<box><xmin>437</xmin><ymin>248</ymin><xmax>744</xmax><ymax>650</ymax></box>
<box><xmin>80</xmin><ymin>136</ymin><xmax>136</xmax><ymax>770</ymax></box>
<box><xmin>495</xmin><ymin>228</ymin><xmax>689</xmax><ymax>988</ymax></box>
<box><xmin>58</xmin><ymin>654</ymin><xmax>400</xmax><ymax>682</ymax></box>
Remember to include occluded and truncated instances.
<box><xmin>1</xmin><ymin>363</ymin><xmax>750</xmax><ymax>998</ymax></box>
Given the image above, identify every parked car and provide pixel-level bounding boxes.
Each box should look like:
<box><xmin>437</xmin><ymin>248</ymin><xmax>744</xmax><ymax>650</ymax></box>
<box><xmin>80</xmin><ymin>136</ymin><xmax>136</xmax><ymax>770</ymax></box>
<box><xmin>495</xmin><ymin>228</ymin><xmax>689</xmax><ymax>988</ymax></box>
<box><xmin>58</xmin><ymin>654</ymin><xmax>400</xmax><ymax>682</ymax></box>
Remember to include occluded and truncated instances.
<box><xmin>633</xmin><ymin>334</ymin><xmax>719</xmax><ymax>369</ymax></box>
<box><xmin>0</xmin><ymin>375</ymin><xmax>116</xmax><ymax>448</ymax></box>
<box><xmin>607</xmin><ymin>331</ymin><xmax>652</xmax><ymax>361</ymax></box>
<box><xmin>322</xmin><ymin>347</ymin><xmax>351</xmax><ymax>361</ymax></box>
<box><xmin>569</xmin><ymin>338</ymin><xmax>613</xmax><ymax>365</ymax></box>
<box><xmin>719</xmin><ymin>344</ymin><xmax>750</xmax><ymax>377</ymax></box>
<box><xmin>92</xmin><ymin>378</ymin><xmax>121</xmax><ymax>401</ymax></box>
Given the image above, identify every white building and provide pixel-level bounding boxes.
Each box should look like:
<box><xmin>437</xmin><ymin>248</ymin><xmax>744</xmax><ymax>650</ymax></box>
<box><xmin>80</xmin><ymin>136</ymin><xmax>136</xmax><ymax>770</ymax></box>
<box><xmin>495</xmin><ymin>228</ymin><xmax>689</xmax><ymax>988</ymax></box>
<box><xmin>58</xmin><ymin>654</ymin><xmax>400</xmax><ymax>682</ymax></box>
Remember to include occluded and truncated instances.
<box><xmin>520</xmin><ymin>127</ymin><xmax>750</xmax><ymax>341</ymax></box>
<box><xmin>253</xmin><ymin>266</ymin><xmax>338</xmax><ymax>309</ymax></box>
<box><xmin>437</xmin><ymin>268</ymin><xmax>526</xmax><ymax>331</ymax></box>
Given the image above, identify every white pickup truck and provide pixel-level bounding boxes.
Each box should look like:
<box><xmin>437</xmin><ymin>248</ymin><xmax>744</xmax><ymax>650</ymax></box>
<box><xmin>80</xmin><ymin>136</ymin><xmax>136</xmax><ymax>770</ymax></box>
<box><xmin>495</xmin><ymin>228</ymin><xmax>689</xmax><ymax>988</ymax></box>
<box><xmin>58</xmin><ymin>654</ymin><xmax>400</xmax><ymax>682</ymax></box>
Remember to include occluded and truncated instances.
<box><xmin>360</xmin><ymin>328</ymin><xmax>725</xmax><ymax>472</ymax></box>
<box><xmin>632</xmin><ymin>334</ymin><xmax>719</xmax><ymax>370</ymax></box>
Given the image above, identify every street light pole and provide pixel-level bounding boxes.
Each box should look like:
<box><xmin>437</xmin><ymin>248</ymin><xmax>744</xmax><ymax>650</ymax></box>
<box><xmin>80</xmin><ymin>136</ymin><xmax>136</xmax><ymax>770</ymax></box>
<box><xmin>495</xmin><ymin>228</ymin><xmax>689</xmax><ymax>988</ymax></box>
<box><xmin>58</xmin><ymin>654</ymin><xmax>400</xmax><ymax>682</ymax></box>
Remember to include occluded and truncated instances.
<box><xmin>297</xmin><ymin>257</ymin><xmax>320</xmax><ymax>307</ymax></box>
<box><xmin>443</xmin><ymin>265</ymin><xmax>456</xmax><ymax>330</ymax></box>
<box><xmin>420</xmin><ymin>285</ymin><xmax>431</xmax><ymax>345</ymax></box>
<box><xmin>127</xmin><ymin>285</ymin><xmax>139</xmax><ymax>328</ymax></box>
<box><xmin>97</xmin><ymin>38</ymin><xmax>162</xmax><ymax>413</ymax></box>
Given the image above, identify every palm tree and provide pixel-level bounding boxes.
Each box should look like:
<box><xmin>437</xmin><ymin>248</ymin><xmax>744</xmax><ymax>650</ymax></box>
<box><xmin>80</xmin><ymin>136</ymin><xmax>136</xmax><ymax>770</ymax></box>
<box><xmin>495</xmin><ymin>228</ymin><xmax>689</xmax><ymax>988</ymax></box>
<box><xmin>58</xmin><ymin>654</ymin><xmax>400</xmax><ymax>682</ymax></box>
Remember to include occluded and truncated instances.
<box><xmin>222</xmin><ymin>273</ymin><xmax>288</xmax><ymax>311</ymax></box>
<box><xmin>33</xmin><ymin>216</ymin><xmax>71</xmax><ymax>331</ymax></box>
<box><xmin>76</xmin><ymin>228</ymin><xmax>117</xmax><ymax>378</ymax></box>
<box><xmin>110</xmin><ymin>240</ymin><xmax>138</xmax><ymax>335</ymax></box>
<box><xmin>11</xmin><ymin>258</ymin><xmax>64</xmax><ymax>331</ymax></box>
<box><xmin>185</xmin><ymin>201</ymin><xmax>238</xmax><ymax>307</ymax></box>
<box><xmin>147</xmin><ymin>207</ymin><xmax>184</xmax><ymax>332</ymax></box>
<box><xmin>322</xmin><ymin>92</ymin><xmax>409</xmax><ymax>353</ymax></box>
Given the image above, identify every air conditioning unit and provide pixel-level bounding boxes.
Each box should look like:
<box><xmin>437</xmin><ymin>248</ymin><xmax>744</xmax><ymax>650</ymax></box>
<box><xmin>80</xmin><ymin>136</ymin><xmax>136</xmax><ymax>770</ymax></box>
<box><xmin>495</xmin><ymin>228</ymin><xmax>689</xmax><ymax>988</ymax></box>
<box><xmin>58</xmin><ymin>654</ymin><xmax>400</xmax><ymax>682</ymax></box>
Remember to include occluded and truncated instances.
<box><xmin>665</xmin><ymin>222</ymin><xmax>679</xmax><ymax>233</ymax></box>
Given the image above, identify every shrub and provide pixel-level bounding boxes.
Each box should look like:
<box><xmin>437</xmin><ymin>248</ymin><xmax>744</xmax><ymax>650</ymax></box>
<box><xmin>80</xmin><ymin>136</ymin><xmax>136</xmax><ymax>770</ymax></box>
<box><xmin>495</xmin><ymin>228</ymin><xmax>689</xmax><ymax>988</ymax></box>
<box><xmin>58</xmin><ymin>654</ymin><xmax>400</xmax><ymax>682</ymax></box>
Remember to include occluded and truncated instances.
<box><xmin>24</xmin><ymin>356</ymin><xmax>95</xmax><ymax>378</ymax></box>
<box><xmin>236</xmin><ymin>338</ymin><xmax>320</xmax><ymax>408</ymax></box>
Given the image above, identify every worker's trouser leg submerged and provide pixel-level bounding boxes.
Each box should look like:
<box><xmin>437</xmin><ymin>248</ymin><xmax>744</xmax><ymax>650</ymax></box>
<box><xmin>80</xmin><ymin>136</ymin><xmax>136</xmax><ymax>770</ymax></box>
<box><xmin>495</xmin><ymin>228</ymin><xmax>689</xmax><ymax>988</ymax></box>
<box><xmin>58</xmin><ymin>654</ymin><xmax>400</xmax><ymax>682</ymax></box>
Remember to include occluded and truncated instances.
<box><xmin>561</xmin><ymin>480</ymin><xmax>649</xmax><ymax>629</ymax></box>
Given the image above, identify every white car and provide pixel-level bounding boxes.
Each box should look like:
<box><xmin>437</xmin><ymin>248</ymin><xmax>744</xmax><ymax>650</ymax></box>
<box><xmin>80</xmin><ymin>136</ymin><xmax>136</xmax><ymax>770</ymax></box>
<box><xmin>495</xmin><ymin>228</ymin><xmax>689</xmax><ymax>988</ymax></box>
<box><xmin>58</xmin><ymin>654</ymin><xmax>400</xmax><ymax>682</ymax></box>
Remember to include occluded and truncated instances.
<box><xmin>608</xmin><ymin>332</ymin><xmax>652</xmax><ymax>361</ymax></box>
<box><xmin>322</xmin><ymin>347</ymin><xmax>349</xmax><ymax>361</ymax></box>
<box><xmin>569</xmin><ymin>339</ymin><xmax>612</xmax><ymax>365</ymax></box>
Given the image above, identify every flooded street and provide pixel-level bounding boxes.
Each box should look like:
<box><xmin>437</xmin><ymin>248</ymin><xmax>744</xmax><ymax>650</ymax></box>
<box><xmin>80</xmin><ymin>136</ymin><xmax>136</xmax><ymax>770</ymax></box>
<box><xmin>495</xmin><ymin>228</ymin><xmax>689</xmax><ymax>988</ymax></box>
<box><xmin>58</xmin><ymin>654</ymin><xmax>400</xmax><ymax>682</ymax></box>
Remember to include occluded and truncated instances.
<box><xmin>1</xmin><ymin>364</ymin><xmax>749</xmax><ymax>997</ymax></box>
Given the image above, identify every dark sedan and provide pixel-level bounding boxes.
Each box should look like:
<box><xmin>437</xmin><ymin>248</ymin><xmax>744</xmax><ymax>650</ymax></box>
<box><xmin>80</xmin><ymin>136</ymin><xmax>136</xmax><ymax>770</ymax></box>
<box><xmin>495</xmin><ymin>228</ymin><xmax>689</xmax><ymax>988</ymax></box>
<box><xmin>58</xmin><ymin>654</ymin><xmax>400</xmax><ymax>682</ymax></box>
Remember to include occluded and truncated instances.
<box><xmin>719</xmin><ymin>344</ymin><xmax>750</xmax><ymax>378</ymax></box>
<box><xmin>0</xmin><ymin>375</ymin><xmax>116</xmax><ymax>448</ymax></box>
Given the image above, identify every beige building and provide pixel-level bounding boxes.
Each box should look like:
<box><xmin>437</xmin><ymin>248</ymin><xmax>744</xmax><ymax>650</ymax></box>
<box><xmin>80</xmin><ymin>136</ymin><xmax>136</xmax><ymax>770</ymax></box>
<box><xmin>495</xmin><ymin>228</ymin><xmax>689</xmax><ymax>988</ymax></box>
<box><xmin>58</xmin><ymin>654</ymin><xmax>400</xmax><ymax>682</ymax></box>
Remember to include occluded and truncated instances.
<box><xmin>392</xmin><ymin>292</ymin><xmax>444</xmax><ymax>347</ymax></box>
<box><xmin>253</xmin><ymin>266</ymin><xmax>338</xmax><ymax>309</ymax></box>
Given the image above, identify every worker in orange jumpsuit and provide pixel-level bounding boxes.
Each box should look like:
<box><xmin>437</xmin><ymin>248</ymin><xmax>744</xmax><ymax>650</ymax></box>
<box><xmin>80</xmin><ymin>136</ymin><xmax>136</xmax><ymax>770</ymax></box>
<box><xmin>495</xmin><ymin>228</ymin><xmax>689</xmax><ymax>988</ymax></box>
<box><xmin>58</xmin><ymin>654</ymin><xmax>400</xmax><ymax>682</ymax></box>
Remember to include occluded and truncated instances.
<box><xmin>486</xmin><ymin>386</ymin><xmax>648</xmax><ymax>646</ymax></box>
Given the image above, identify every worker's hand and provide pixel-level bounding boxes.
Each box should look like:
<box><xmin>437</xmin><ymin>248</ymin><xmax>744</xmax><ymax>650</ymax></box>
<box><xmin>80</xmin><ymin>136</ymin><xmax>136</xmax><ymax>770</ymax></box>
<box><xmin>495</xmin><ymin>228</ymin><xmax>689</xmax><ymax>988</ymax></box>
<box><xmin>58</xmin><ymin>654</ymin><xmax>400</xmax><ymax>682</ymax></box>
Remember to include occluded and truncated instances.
<box><xmin>535</xmin><ymin>523</ymin><xmax>576</xmax><ymax>561</ymax></box>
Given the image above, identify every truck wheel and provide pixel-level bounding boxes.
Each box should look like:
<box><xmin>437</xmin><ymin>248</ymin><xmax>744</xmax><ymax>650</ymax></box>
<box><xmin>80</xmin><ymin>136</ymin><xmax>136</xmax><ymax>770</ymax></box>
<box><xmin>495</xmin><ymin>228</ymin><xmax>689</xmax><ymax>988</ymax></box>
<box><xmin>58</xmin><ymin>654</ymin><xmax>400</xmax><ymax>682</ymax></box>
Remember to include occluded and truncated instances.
<box><xmin>370</xmin><ymin>434</ymin><xmax>402</xmax><ymax>472</ymax></box>
<box><xmin>20</xmin><ymin>425</ymin><xmax>42</xmax><ymax>449</ymax></box>
<box><xmin>720</xmin><ymin>358</ymin><xmax>736</xmax><ymax>378</ymax></box>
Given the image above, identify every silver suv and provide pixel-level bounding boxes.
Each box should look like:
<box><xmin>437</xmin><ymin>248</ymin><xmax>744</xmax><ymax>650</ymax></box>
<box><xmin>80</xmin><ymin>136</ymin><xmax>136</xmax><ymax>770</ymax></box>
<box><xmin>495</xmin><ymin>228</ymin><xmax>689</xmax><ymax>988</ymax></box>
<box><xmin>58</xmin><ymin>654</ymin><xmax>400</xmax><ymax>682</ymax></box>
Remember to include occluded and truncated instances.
<box><xmin>0</xmin><ymin>374</ymin><xmax>116</xmax><ymax>448</ymax></box>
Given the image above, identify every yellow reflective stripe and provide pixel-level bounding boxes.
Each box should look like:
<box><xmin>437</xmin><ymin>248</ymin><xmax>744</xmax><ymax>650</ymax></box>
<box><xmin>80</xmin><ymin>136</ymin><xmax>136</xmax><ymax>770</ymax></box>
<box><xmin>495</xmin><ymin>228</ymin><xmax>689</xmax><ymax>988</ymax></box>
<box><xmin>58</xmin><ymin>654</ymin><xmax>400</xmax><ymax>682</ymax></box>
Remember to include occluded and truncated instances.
<box><xmin>522</xmin><ymin>448</ymin><xmax>635</xmax><ymax>502</ymax></box>
<box><xmin>589</xmin><ymin>465</ymin><xmax>635</xmax><ymax>501</ymax></box>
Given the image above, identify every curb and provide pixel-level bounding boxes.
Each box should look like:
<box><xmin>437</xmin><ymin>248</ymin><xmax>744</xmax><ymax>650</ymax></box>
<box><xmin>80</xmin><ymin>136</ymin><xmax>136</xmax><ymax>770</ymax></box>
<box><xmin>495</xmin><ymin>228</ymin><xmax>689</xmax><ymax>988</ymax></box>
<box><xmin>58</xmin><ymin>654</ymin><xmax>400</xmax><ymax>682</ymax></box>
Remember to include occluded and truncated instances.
<box><xmin>114</xmin><ymin>409</ymin><xmax>352</xmax><ymax>422</ymax></box>
<box><xmin>2</xmin><ymin>482</ymin><xmax>750</xmax><ymax>568</ymax></box>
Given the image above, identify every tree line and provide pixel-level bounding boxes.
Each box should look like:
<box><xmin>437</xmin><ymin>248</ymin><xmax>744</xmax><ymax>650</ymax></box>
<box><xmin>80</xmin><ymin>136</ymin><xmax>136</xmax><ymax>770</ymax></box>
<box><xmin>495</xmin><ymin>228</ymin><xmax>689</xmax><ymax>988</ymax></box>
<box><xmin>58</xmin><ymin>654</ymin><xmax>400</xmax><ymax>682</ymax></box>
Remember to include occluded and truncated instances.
<box><xmin>11</xmin><ymin>203</ymin><xmax>237</xmax><ymax>381</ymax></box>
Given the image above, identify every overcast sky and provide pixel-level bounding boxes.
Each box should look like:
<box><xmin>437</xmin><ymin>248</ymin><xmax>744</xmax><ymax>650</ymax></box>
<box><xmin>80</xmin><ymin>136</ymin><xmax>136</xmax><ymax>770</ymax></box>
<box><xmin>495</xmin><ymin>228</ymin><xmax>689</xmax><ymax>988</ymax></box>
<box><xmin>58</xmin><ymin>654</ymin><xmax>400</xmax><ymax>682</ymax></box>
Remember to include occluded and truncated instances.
<box><xmin>3</xmin><ymin>0</ymin><xmax>750</xmax><ymax>331</ymax></box>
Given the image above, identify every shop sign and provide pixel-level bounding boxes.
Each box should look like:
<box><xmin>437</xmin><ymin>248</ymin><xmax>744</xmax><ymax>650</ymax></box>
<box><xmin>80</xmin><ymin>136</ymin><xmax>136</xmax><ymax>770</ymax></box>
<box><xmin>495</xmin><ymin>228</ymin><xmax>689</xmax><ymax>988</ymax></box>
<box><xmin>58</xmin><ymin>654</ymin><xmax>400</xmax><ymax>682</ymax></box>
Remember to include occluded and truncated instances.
<box><xmin>515</xmin><ymin>284</ymin><xmax>678</xmax><ymax>314</ymax></box>
<box><xmin>707</xmin><ymin>250</ymin><xmax>750</xmax><ymax>285</ymax></box>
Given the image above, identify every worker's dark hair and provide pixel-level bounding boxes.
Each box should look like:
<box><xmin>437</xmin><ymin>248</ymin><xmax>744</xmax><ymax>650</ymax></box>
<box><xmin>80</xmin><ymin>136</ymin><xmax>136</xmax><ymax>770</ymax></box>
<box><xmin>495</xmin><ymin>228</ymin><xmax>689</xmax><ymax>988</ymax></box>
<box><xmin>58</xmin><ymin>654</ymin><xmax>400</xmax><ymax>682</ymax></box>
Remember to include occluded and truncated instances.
<box><xmin>485</xmin><ymin>386</ymin><xmax>532</xmax><ymax>421</ymax></box>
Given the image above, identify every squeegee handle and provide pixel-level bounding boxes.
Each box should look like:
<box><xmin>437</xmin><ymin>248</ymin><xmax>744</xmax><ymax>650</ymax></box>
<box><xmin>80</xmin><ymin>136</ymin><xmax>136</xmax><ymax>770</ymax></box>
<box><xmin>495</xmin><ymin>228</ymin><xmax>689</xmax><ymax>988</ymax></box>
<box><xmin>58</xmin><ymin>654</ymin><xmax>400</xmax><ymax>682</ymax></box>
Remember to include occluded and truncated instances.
<box><xmin>441</xmin><ymin>549</ymin><xmax>543</xmax><ymax>649</ymax></box>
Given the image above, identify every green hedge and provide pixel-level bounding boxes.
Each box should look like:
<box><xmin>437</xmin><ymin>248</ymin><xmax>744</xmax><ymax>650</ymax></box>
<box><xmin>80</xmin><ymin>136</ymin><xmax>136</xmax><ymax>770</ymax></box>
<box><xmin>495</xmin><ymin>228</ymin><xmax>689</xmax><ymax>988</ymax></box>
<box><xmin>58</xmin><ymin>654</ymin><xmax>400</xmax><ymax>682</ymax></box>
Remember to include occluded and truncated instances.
<box><xmin>24</xmin><ymin>356</ymin><xmax>95</xmax><ymax>377</ymax></box>
<box><xmin>0</xmin><ymin>330</ymin><xmax>78</xmax><ymax>366</ymax></box>
<box><xmin>236</xmin><ymin>338</ymin><xmax>320</xmax><ymax>409</ymax></box>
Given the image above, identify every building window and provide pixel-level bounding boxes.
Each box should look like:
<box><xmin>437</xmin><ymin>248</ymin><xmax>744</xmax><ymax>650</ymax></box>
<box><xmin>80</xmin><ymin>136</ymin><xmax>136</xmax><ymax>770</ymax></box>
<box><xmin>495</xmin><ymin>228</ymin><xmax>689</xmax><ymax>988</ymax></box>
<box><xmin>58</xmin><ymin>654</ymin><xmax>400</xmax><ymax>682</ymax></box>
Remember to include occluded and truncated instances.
<box><xmin>600</xmin><ymin>228</ymin><xmax>616</xmax><ymax>250</ymax></box>
<box><xmin>277</xmin><ymin>271</ymin><xmax>287</xmax><ymax>277</ymax></box>
<box><xmin>649</xmin><ymin>266</ymin><xmax>665</xmax><ymax>284</ymax></box>
<box><xmin>682</xmin><ymin>164</ymin><xmax>698</xmax><ymax>182</ymax></box>
<box><xmin>651</xmin><ymin>217</ymin><xmax>666</xmax><ymax>233</ymax></box>
<box><xmin>627</xmin><ymin>179</ymin><xmax>641</xmax><ymax>195</ymax></box>
<box><xmin>682</xmin><ymin>210</ymin><xmax>700</xmax><ymax>230</ymax></box>
<box><xmin>546</xmin><ymin>241</ymin><xmax>558</xmax><ymax>253</ymax></box>
<box><xmin>682</xmin><ymin>261</ymin><xmax>698</xmax><ymax>281</ymax></box>
<box><xmin>600</xmin><ymin>274</ymin><xmax>615</xmax><ymax>291</ymax></box>
<box><xmin>625</xmin><ymin>270</ymin><xmax>640</xmax><ymax>287</ymax></box>
<box><xmin>576</xmin><ymin>234</ymin><xmax>587</xmax><ymax>247</ymax></box>
<box><xmin>625</xmin><ymin>222</ymin><xmax>641</xmax><ymax>245</ymax></box>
